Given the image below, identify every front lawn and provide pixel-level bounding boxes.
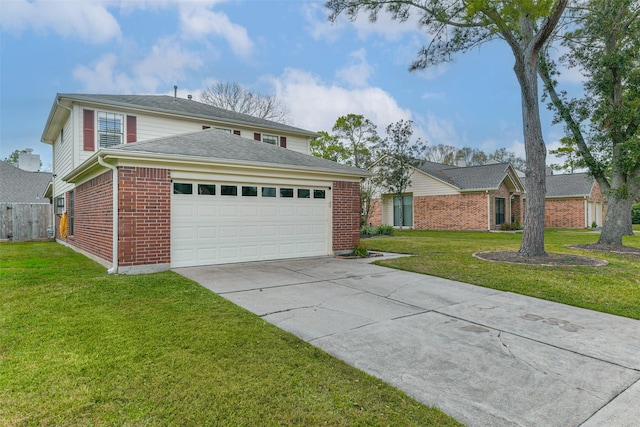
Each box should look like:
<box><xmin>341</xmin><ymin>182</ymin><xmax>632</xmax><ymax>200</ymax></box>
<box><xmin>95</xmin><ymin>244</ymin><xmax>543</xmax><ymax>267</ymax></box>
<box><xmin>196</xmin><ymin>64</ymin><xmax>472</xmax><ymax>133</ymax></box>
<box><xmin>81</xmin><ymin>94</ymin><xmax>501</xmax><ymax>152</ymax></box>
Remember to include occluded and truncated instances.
<box><xmin>366</xmin><ymin>228</ymin><xmax>640</xmax><ymax>320</ymax></box>
<box><xmin>0</xmin><ymin>242</ymin><xmax>460</xmax><ymax>426</ymax></box>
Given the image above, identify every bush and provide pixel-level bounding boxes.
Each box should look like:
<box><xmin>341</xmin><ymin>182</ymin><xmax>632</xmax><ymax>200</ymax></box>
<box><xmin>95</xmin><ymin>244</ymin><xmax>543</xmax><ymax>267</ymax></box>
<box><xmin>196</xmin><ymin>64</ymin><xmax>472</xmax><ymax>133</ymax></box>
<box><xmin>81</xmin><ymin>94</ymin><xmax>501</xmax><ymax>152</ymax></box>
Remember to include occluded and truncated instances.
<box><xmin>499</xmin><ymin>222</ymin><xmax>522</xmax><ymax>231</ymax></box>
<box><xmin>353</xmin><ymin>242</ymin><xmax>369</xmax><ymax>257</ymax></box>
<box><xmin>360</xmin><ymin>225</ymin><xmax>374</xmax><ymax>236</ymax></box>
<box><xmin>633</xmin><ymin>203</ymin><xmax>640</xmax><ymax>224</ymax></box>
<box><xmin>374</xmin><ymin>225</ymin><xmax>395</xmax><ymax>235</ymax></box>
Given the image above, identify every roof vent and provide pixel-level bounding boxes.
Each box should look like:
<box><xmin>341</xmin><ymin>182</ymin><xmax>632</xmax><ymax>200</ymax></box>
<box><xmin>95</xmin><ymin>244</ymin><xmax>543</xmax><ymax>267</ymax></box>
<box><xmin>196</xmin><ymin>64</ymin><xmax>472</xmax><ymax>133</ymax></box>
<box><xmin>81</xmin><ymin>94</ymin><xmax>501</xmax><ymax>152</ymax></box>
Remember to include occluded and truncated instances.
<box><xmin>174</xmin><ymin>85</ymin><xmax>178</xmax><ymax>101</ymax></box>
<box><xmin>188</xmin><ymin>94</ymin><xmax>192</xmax><ymax>100</ymax></box>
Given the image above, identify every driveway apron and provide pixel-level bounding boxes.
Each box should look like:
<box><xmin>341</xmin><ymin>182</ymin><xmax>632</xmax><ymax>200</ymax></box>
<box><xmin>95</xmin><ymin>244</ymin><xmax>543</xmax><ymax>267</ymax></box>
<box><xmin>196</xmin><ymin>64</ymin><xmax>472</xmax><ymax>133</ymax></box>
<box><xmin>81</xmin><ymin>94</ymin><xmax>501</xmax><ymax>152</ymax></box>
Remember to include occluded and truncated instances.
<box><xmin>175</xmin><ymin>256</ymin><xmax>640</xmax><ymax>427</ymax></box>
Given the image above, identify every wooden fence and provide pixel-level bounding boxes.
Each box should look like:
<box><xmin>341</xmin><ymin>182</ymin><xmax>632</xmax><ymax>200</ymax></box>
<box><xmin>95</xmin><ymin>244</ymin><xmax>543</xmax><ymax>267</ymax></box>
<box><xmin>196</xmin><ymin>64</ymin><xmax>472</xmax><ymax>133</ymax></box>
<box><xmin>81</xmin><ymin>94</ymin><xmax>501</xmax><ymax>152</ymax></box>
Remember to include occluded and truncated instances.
<box><xmin>0</xmin><ymin>203</ymin><xmax>53</xmax><ymax>242</ymax></box>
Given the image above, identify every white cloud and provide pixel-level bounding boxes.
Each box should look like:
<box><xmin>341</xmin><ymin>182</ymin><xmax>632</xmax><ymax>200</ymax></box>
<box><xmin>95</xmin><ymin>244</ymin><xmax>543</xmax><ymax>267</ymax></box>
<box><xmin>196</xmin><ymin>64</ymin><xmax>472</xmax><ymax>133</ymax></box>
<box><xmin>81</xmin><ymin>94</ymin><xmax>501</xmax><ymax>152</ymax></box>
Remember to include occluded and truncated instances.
<box><xmin>73</xmin><ymin>38</ymin><xmax>203</xmax><ymax>93</ymax></box>
<box><xmin>336</xmin><ymin>49</ymin><xmax>373</xmax><ymax>88</ymax></box>
<box><xmin>419</xmin><ymin>113</ymin><xmax>460</xmax><ymax>146</ymax></box>
<box><xmin>0</xmin><ymin>0</ymin><xmax>121</xmax><ymax>43</ymax></box>
<box><xmin>178</xmin><ymin>3</ymin><xmax>253</xmax><ymax>58</ymax></box>
<box><xmin>269</xmin><ymin>68</ymin><xmax>412</xmax><ymax>133</ymax></box>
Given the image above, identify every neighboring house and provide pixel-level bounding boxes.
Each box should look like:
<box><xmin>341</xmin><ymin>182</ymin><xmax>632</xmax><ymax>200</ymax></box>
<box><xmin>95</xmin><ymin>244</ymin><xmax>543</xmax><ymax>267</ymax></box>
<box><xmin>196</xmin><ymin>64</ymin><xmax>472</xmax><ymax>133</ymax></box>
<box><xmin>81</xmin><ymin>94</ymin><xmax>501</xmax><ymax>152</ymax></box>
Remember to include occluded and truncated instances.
<box><xmin>534</xmin><ymin>172</ymin><xmax>606</xmax><ymax>228</ymax></box>
<box><xmin>369</xmin><ymin>161</ymin><xmax>525</xmax><ymax>231</ymax></box>
<box><xmin>41</xmin><ymin>93</ymin><xmax>367</xmax><ymax>273</ymax></box>
<box><xmin>0</xmin><ymin>160</ymin><xmax>52</xmax><ymax>241</ymax></box>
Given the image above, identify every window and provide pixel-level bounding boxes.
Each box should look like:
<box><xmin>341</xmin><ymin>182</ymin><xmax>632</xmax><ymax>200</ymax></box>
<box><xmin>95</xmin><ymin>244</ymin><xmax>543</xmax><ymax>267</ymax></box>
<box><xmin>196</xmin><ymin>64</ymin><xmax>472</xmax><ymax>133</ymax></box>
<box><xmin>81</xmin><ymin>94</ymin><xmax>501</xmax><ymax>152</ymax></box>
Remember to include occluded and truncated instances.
<box><xmin>69</xmin><ymin>190</ymin><xmax>75</xmax><ymax>236</ymax></box>
<box><xmin>495</xmin><ymin>198</ymin><xmax>506</xmax><ymax>225</ymax></box>
<box><xmin>280</xmin><ymin>188</ymin><xmax>294</xmax><ymax>198</ymax></box>
<box><xmin>216</xmin><ymin>128</ymin><xmax>232</xmax><ymax>133</ymax></box>
<box><xmin>262</xmin><ymin>134</ymin><xmax>278</xmax><ymax>145</ymax></box>
<box><xmin>173</xmin><ymin>183</ymin><xmax>193</xmax><ymax>194</ymax></box>
<box><xmin>97</xmin><ymin>112</ymin><xmax>124</xmax><ymax>148</ymax></box>
<box><xmin>242</xmin><ymin>186</ymin><xmax>258</xmax><ymax>197</ymax></box>
<box><xmin>313</xmin><ymin>189</ymin><xmax>326</xmax><ymax>199</ymax></box>
<box><xmin>297</xmin><ymin>189</ymin><xmax>310</xmax><ymax>199</ymax></box>
<box><xmin>393</xmin><ymin>195</ymin><xmax>413</xmax><ymax>227</ymax></box>
<box><xmin>262</xmin><ymin>187</ymin><xmax>276</xmax><ymax>197</ymax></box>
<box><xmin>221</xmin><ymin>185</ymin><xmax>237</xmax><ymax>196</ymax></box>
<box><xmin>55</xmin><ymin>196</ymin><xmax>65</xmax><ymax>215</ymax></box>
<box><xmin>198</xmin><ymin>184</ymin><xmax>215</xmax><ymax>195</ymax></box>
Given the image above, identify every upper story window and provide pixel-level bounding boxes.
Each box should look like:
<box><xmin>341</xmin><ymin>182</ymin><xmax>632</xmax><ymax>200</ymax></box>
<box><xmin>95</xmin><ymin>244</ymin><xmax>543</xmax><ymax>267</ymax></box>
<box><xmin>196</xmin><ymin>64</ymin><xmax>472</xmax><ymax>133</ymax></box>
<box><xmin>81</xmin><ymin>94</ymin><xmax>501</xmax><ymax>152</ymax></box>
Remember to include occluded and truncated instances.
<box><xmin>262</xmin><ymin>134</ymin><xmax>278</xmax><ymax>145</ymax></box>
<box><xmin>98</xmin><ymin>112</ymin><xmax>124</xmax><ymax>148</ymax></box>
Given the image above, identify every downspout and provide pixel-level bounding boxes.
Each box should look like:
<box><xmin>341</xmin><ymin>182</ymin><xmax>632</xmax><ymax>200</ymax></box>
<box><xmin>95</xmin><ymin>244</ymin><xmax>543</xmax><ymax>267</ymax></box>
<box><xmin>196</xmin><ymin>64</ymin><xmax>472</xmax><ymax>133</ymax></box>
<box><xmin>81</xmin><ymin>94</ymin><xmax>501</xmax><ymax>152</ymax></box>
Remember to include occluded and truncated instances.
<box><xmin>98</xmin><ymin>155</ymin><xmax>118</xmax><ymax>274</ymax></box>
<box><xmin>487</xmin><ymin>191</ymin><xmax>491</xmax><ymax>231</ymax></box>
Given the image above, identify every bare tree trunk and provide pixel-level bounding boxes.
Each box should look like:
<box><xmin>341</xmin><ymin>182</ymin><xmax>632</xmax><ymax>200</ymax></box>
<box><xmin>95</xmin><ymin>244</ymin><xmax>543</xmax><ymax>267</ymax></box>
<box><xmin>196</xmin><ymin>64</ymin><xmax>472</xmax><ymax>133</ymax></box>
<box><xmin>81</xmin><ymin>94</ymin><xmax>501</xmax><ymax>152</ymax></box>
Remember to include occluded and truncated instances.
<box><xmin>599</xmin><ymin>195</ymin><xmax>634</xmax><ymax>245</ymax></box>
<box><xmin>514</xmin><ymin>47</ymin><xmax>547</xmax><ymax>256</ymax></box>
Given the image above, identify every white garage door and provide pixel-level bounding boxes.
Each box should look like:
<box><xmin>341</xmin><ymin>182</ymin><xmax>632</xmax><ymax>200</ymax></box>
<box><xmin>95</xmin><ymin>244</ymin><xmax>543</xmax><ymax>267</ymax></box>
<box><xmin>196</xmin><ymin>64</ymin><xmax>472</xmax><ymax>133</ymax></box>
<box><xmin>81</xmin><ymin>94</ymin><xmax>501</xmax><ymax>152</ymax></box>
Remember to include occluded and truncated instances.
<box><xmin>171</xmin><ymin>181</ymin><xmax>331</xmax><ymax>267</ymax></box>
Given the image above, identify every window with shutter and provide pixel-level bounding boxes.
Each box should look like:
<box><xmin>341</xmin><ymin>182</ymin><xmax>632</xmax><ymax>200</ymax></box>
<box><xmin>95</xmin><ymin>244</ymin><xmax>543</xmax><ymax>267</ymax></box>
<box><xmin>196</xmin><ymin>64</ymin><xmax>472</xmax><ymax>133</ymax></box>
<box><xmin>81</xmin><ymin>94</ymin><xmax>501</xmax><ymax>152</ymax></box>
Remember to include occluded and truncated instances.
<box><xmin>126</xmin><ymin>115</ymin><xmax>137</xmax><ymax>143</ymax></box>
<box><xmin>233</xmin><ymin>130</ymin><xmax>241</xmax><ymax>136</ymax></box>
<box><xmin>254</xmin><ymin>132</ymin><xmax>261</xmax><ymax>141</ymax></box>
<box><xmin>83</xmin><ymin>109</ymin><xmax>95</xmax><ymax>151</ymax></box>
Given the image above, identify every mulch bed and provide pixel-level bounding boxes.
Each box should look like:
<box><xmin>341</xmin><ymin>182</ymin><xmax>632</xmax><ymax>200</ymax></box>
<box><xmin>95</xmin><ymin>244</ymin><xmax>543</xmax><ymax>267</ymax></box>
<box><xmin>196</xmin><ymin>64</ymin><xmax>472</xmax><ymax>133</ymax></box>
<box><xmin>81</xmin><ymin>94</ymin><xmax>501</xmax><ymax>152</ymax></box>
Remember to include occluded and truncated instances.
<box><xmin>473</xmin><ymin>251</ymin><xmax>608</xmax><ymax>267</ymax></box>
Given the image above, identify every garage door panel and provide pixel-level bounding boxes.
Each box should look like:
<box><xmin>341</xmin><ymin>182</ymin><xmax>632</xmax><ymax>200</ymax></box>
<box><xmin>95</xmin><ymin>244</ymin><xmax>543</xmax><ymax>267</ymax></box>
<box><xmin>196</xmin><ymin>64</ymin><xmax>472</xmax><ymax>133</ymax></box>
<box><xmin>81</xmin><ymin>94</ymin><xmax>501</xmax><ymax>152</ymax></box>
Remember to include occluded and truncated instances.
<box><xmin>172</xmin><ymin>183</ymin><xmax>331</xmax><ymax>267</ymax></box>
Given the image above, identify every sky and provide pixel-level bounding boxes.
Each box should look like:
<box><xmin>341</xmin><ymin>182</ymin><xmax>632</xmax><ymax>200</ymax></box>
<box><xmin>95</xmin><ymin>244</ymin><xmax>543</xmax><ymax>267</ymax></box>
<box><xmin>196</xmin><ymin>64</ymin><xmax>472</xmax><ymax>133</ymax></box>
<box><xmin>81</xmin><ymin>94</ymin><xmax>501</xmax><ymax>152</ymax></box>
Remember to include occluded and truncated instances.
<box><xmin>0</xmin><ymin>0</ymin><xmax>584</xmax><ymax>172</ymax></box>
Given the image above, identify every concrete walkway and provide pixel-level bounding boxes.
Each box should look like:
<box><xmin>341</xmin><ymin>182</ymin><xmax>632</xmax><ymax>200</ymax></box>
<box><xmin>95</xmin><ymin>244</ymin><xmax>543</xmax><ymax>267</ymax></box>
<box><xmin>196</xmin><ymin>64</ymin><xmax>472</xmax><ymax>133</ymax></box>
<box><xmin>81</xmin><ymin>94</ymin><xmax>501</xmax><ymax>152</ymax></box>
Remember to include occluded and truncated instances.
<box><xmin>175</xmin><ymin>255</ymin><xmax>640</xmax><ymax>427</ymax></box>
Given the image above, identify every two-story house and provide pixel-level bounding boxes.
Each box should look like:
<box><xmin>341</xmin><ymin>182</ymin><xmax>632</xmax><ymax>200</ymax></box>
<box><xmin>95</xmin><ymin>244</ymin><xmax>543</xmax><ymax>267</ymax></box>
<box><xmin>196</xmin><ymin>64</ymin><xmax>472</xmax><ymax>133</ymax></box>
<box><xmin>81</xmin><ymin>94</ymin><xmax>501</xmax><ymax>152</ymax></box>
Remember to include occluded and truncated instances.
<box><xmin>41</xmin><ymin>93</ymin><xmax>367</xmax><ymax>274</ymax></box>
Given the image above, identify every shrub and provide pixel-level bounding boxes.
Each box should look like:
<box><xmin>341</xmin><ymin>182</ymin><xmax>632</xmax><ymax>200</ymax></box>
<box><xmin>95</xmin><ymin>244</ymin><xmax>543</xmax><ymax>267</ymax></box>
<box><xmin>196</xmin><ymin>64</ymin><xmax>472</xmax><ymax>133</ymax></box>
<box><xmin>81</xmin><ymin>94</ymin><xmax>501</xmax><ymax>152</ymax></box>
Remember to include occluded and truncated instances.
<box><xmin>360</xmin><ymin>225</ymin><xmax>374</xmax><ymax>236</ymax></box>
<box><xmin>633</xmin><ymin>204</ymin><xmax>640</xmax><ymax>224</ymax></box>
<box><xmin>374</xmin><ymin>225</ymin><xmax>395</xmax><ymax>236</ymax></box>
<box><xmin>353</xmin><ymin>242</ymin><xmax>369</xmax><ymax>257</ymax></box>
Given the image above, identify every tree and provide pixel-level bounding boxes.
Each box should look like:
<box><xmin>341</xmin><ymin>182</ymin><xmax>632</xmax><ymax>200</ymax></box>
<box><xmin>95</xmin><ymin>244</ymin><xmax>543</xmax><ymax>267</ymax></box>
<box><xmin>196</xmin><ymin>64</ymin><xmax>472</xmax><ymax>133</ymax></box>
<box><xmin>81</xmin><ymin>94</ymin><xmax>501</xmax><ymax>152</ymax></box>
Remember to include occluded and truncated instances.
<box><xmin>3</xmin><ymin>149</ymin><xmax>29</xmax><ymax>166</ymax></box>
<box><xmin>332</xmin><ymin>114</ymin><xmax>381</xmax><ymax>169</ymax></box>
<box><xmin>200</xmin><ymin>81</ymin><xmax>290</xmax><ymax>123</ymax></box>
<box><xmin>423</xmin><ymin>144</ymin><xmax>458</xmax><ymax>164</ymax></box>
<box><xmin>487</xmin><ymin>148</ymin><xmax>527</xmax><ymax>171</ymax></box>
<box><xmin>327</xmin><ymin>0</ymin><xmax>569</xmax><ymax>256</ymax></box>
<box><xmin>548</xmin><ymin>137</ymin><xmax>583</xmax><ymax>173</ymax></box>
<box><xmin>539</xmin><ymin>0</ymin><xmax>640</xmax><ymax>245</ymax></box>
<box><xmin>310</xmin><ymin>131</ymin><xmax>350</xmax><ymax>163</ymax></box>
<box><xmin>376</xmin><ymin>119</ymin><xmax>426</xmax><ymax>230</ymax></box>
<box><xmin>456</xmin><ymin>146</ymin><xmax>488</xmax><ymax>166</ymax></box>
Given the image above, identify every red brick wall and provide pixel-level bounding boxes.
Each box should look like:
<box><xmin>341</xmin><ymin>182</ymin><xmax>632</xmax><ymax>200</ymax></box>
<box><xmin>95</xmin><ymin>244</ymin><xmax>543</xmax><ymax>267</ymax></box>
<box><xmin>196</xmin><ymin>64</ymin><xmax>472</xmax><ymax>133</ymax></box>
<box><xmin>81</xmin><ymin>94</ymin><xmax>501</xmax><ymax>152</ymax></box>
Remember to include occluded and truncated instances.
<box><xmin>118</xmin><ymin>167</ymin><xmax>171</xmax><ymax>267</ymax></box>
<box><xmin>413</xmin><ymin>193</ymin><xmax>489</xmax><ymax>230</ymax></box>
<box><xmin>545</xmin><ymin>198</ymin><xmax>585</xmax><ymax>228</ymax></box>
<box><xmin>333</xmin><ymin>180</ymin><xmax>360</xmax><ymax>252</ymax></box>
<box><xmin>368</xmin><ymin>197</ymin><xmax>383</xmax><ymax>227</ymax></box>
<box><xmin>67</xmin><ymin>171</ymin><xmax>114</xmax><ymax>262</ymax></box>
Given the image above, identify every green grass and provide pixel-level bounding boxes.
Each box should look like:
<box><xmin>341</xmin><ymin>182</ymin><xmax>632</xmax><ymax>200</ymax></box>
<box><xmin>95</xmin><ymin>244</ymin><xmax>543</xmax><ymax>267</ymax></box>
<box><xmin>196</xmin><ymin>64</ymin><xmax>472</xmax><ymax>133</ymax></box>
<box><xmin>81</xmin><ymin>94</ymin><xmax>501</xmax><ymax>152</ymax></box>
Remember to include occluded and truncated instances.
<box><xmin>0</xmin><ymin>242</ymin><xmax>461</xmax><ymax>426</ymax></box>
<box><xmin>367</xmin><ymin>228</ymin><xmax>640</xmax><ymax>320</ymax></box>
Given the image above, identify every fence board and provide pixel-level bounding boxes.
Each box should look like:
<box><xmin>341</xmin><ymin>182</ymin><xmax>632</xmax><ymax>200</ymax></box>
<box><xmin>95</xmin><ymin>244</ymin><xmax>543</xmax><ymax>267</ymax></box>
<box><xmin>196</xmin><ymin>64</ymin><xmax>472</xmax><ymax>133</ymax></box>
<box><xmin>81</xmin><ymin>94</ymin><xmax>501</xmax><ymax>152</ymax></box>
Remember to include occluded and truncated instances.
<box><xmin>0</xmin><ymin>203</ymin><xmax>53</xmax><ymax>242</ymax></box>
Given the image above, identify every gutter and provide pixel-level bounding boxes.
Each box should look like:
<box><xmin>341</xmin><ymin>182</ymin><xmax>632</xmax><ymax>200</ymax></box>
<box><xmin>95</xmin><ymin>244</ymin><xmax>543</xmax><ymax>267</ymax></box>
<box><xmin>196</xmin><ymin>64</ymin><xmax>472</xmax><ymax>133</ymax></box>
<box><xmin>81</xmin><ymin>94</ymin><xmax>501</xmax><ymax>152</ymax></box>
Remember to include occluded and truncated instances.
<box><xmin>97</xmin><ymin>155</ymin><xmax>118</xmax><ymax>274</ymax></box>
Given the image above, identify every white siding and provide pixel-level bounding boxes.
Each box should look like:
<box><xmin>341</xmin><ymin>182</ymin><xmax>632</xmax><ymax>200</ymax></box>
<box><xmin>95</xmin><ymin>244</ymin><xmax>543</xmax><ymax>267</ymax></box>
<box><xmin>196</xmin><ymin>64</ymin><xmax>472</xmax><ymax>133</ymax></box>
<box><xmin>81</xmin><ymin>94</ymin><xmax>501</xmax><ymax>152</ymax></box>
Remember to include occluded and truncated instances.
<box><xmin>408</xmin><ymin>170</ymin><xmax>458</xmax><ymax>196</ymax></box>
<box><xmin>53</xmin><ymin>113</ymin><xmax>76</xmax><ymax>197</ymax></box>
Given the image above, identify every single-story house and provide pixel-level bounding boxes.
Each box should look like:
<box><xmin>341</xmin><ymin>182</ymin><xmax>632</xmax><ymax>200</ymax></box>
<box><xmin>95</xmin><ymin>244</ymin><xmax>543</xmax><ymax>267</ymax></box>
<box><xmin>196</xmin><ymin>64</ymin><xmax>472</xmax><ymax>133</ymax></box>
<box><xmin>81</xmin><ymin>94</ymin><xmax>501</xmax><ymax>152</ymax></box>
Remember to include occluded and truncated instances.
<box><xmin>533</xmin><ymin>172</ymin><xmax>606</xmax><ymax>228</ymax></box>
<box><xmin>369</xmin><ymin>160</ymin><xmax>606</xmax><ymax>230</ymax></box>
<box><xmin>41</xmin><ymin>93</ymin><xmax>368</xmax><ymax>273</ymax></box>
<box><xmin>369</xmin><ymin>161</ymin><xmax>525</xmax><ymax>231</ymax></box>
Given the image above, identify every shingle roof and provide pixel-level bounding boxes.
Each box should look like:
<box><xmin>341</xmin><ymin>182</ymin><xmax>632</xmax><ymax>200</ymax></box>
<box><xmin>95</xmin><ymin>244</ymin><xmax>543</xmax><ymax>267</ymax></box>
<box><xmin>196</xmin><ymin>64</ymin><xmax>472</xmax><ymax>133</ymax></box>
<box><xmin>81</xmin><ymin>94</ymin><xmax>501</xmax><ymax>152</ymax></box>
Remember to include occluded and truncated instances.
<box><xmin>415</xmin><ymin>160</ymin><xmax>517</xmax><ymax>190</ymax></box>
<box><xmin>544</xmin><ymin>173</ymin><xmax>595</xmax><ymax>197</ymax></box>
<box><xmin>0</xmin><ymin>161</ymin><xmax>52</xmax><ymax>203</ymax></box>
<box><xmin>57</xmin><ymin>93</ymin><xmax>318</xmax><ymax>137</ymax></box>
<box><xmin>109</xmin><ymin>128</ymin><xmax>369</xmax><ymax>177</ymax></box>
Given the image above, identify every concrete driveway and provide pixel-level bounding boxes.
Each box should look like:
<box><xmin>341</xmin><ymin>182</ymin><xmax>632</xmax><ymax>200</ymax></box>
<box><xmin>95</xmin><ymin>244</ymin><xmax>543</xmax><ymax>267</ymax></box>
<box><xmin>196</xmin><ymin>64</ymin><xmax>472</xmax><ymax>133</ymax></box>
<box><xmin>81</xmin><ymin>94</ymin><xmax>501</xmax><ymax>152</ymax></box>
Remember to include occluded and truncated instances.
<box><xmin>175</xmin><ymin>255</ymin><xmax>640</xmax><ymax>427</ymax></box>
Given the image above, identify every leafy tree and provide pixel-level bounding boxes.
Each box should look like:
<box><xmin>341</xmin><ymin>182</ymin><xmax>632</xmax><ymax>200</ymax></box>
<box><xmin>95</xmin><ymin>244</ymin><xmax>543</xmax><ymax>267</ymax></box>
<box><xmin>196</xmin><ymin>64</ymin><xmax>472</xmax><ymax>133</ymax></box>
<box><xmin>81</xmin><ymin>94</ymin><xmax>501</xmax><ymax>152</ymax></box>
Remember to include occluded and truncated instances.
<box><xmin>200</xmin><ymin>81</ymin><xmax>289</xmax><ymax>123</ymax></box>
<box><xmin>310</xmin><ymin>131</ymin><xmax>350</xmax><ymax>163</ymax></box>
<box><xmin>548</xmin><ymin>137</ymin><xmax>583</xmax><ymax>173</ymax></box>
<box><xmin>456</xmin><ymin>146</ymin><xmax>488</xmax><ymax>166</ymax></box>
<box><xmin>423</xmin><ymin>144</ymin><xmax>458</xmax><ymax>165</ymax></box>
<box><xmin>376</xmin><ymin>119</ymin><xmax>426</xmax><ymax>230</ymax></box>
<box><xmin>539</xmin><ymin>0</ymin><xmax>640</xmax><ymax>245</ymax></box>
<box><xmin>487</xmin><ymin>148</ymin><xmax>527</xmax><ymax>171</ymax></box>
<box><xmin>332</xmin><ymin>114</ymin><xmax>381</xmax><ymax>169</ymax></box>
<box><xmin>327</xmin><ymin>0</ymin><xmax>569</xmax><ymax>256</ymax></box>
<box><xmin>3</xmin><ymin>149</ymin><xmax>29</xmax><ymax>166</ymax></box>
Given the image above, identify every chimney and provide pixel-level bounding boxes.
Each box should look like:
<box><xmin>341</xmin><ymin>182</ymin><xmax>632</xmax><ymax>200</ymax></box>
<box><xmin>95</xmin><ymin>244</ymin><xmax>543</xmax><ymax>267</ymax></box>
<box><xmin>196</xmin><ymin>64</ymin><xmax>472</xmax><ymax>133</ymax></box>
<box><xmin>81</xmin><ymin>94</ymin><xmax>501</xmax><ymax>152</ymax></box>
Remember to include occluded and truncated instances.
<box><xmin>456</xmin><ymin>159</ymin><xmax>466</xmax><ymax>167</ymax></box>
<box><xmin>18</xmin><ymin>149</ymin><xmax>40</xmax><ymax>172</ymax></box>
<box><xmin>188</xmin><ymin>94</ymin><xmax>192</xmax><ymax>100</ymax></box>
<box><xmin>174</xmin><ymin>85</ymin><xmax>178</xmax><ymax>100</ymax></box>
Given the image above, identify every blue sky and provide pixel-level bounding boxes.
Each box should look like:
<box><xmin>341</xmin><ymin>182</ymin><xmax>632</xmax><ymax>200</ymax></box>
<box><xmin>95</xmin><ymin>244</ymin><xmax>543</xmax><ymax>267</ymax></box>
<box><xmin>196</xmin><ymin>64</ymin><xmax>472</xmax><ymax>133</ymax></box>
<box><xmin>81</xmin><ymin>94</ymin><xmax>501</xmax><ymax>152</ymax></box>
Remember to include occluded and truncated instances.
<box><xmin>0</xmin><ymin>0</ymin><xmax>582</xmax><ymax>171</ymax></box>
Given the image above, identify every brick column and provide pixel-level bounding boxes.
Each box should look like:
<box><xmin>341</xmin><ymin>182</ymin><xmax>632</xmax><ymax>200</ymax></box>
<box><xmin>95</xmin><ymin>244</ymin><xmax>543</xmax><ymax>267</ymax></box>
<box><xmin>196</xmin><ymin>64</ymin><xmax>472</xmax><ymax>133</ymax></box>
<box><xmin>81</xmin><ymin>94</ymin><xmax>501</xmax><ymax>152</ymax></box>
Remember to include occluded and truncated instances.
<box><xmin>332</xmin><ymin>180</ymin><xmax>360</xmax><ymax>252</ymax></box>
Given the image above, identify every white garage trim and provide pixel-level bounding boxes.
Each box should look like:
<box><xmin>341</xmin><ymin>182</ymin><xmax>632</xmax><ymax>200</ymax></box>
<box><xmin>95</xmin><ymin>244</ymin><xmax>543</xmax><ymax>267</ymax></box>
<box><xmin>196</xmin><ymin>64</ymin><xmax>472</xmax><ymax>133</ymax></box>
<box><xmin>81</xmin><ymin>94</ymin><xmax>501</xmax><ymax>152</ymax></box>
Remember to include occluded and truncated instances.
<box><xmin>171</xmin><ymin>180</ymin><xmax>332</xmax><ymax>267</ymax></box>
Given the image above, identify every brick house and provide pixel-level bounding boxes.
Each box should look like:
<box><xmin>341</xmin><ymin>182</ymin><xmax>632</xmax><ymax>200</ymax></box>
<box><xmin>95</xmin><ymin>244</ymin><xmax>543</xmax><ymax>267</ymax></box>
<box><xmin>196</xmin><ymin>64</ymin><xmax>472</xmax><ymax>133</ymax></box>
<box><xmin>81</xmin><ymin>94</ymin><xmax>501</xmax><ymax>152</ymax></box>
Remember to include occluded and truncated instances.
<box><xmin>369</xmin><ymin>160</ymin><xmax>605</xmax><ymax>231</ymax></box>
<box><xmin>41</xmin><ymin>93</ymin><xmax>367</xmax><ymax>274</ymax></box>
<box><xmin>532</xmin><ymin>172</ymin><xmax>606</xmax><ymax>228</ymax></box>
<box><xmin>369</xmin><ymin>161</ymin><xmax>525</xmax><ymax>231</ymax></box>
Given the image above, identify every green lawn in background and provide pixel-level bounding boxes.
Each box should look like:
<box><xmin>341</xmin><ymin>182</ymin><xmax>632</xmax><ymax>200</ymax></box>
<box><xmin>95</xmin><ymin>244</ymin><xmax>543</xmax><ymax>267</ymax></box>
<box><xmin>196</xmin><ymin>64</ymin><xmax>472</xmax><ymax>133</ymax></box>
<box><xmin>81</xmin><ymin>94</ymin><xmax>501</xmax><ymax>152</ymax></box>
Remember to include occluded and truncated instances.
<box><xmin>366</xmin><ymin>228</ymin><xmax>640</xmax><ymax>320</ymax></box>
<box><xmin>0</xmin><ymin>242</ymin><xmax>461</xmax><ymax>426</ymax></box>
